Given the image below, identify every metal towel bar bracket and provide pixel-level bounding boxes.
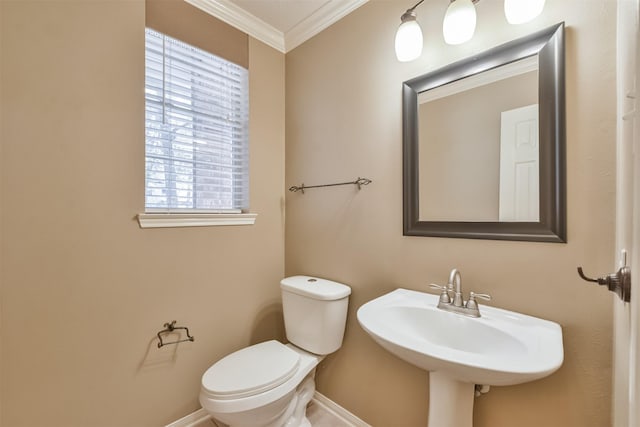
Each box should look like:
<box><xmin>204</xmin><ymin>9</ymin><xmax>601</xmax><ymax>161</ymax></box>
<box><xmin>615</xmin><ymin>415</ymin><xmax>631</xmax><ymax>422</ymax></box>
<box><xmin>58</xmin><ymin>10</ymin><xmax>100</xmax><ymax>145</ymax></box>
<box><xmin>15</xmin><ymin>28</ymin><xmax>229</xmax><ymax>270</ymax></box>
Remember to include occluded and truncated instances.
<box><xmin>156</xmin><ymin>320</ymin><xmax>195</xmax><ymax>348</ymax></box>
<box><xmin>289</xmin><ymin>177</ymin><xmax>372</xmax><ymax>194</ymax></box>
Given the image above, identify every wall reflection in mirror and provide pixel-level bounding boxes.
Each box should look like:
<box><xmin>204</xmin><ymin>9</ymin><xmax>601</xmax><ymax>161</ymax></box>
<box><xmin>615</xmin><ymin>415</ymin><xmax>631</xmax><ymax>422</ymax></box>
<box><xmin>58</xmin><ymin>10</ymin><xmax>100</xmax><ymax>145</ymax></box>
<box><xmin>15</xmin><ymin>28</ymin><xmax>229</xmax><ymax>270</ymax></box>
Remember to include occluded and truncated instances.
<box><xmin>402</xmin><ymin>23</ymin><xmax>565</xmax><ymax>242</ymax></box>
<box><xmin>418</xmin><ymin>57</ymin><xmax>539</xmax><ymax>222</ymax></box>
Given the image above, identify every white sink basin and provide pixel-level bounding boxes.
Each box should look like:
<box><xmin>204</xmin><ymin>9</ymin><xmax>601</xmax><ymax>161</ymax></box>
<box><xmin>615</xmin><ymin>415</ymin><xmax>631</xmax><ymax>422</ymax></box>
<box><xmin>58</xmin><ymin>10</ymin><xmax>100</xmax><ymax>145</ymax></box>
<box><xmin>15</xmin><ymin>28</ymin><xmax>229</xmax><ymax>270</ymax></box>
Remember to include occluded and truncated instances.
<box><xmin>357</xmin><ymin>288</ymin><xmax>563</xmax><ymax>386</ymax></box>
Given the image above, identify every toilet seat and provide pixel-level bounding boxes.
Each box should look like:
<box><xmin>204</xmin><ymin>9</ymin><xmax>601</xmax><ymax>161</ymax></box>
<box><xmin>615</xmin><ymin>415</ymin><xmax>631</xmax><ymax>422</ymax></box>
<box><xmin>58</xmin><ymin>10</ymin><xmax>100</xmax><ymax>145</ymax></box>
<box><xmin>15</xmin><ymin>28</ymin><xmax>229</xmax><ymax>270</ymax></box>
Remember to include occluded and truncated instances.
<box><xmin>202</xmin><ymin>341</ymin><xmax>301</xmax><ymax>400</ymax></box>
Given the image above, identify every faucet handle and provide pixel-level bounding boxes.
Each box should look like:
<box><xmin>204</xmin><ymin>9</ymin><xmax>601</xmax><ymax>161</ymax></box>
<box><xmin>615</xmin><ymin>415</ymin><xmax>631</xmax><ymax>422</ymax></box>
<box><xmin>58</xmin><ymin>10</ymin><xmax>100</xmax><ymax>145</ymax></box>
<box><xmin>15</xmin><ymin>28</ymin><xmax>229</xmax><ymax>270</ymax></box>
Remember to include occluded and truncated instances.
<box><xmin>429</xmin><ymin>283</ymin><xmax>453</xmax><ymax>290</ymax></box>
<box><xmin>465</xmin><ymin>291</ymin><xmax>491</xmax><ymax>310</ymax></box>
<box><xmin>429</xmin><ymin>283</ymin><xmax>451</xmax><ymax>304</ymax></box>
<box><xmin>470</xmin><ymin>292</ymin><xmax>491</xmax><ymax>301</ymax></box>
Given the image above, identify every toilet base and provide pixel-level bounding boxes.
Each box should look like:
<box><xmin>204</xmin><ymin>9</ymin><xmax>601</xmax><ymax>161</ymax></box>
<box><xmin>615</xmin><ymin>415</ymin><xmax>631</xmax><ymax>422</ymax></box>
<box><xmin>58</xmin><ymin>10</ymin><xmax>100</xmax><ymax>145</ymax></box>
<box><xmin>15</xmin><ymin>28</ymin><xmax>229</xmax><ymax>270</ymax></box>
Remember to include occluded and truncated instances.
<box><xmin>211</xmin><ymin>371</ymin><xmax>316</xmax><ymax>427</ymax></box>
<box><xmin>283</xmin><ymin>373</ymin><xmax>316</xmax><ymax>427</ymax></box>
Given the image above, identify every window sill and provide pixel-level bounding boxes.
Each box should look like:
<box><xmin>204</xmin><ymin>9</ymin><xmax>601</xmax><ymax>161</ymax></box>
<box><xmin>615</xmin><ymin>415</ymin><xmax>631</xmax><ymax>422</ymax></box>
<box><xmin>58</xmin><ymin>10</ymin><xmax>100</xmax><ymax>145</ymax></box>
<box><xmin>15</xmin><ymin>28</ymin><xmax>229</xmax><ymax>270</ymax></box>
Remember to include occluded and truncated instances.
<box><xmin>137</xmin><ymin>212</ymin><xmax>257</xmax><ymax>229</ymax></box>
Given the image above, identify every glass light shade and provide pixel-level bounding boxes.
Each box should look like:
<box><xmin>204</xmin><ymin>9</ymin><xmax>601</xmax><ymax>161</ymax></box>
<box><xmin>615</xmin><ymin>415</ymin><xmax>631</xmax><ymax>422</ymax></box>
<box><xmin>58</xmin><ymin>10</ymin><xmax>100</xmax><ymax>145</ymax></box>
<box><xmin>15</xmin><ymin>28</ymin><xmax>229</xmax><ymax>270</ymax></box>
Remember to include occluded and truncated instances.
<box><xmin>443</xmin><ymin>0</ymin><xmax>477</xmax><ymax>45</ymax></box>
<box><xmin>504</xmin><ymin>0</ymin><xmax>545</xmax><ymax>24</ymax></box>
<box><xmin>395</xmin><ymin>19</ymin><xmax>423</xmax><ymax>62</ymax></box>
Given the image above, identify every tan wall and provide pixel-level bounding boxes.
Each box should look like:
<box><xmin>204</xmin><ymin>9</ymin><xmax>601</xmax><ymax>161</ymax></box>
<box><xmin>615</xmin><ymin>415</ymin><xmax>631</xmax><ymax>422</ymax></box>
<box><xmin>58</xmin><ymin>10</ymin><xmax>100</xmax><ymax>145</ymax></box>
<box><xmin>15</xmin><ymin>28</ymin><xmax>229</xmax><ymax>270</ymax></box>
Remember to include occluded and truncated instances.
<box><xmin>285</xmin><ymin>1</ymin><xmax>615</xmax><ymax>426</ymax></box>
<box><xmin>0</xmin><ymin>1</ymin><xmax>285</xmax><ymax>426</ymax></box>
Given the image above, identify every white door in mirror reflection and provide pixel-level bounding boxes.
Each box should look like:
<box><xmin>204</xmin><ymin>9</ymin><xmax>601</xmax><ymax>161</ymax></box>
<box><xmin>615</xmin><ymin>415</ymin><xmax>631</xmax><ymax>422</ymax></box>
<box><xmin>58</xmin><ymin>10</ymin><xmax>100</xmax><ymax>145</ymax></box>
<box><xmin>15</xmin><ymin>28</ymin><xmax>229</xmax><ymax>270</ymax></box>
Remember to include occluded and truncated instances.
<box><xmin>499</xmin><ymin>104</ymin><xmax>539</xmax><ymax>222</ymax></box>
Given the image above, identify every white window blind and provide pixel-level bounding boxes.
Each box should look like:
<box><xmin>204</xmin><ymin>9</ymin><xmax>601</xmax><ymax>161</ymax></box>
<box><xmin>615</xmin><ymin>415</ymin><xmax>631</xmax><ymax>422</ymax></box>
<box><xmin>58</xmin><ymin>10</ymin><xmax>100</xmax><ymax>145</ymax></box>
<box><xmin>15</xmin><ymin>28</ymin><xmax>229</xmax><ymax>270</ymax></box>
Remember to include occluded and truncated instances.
<box><xmin>144</xmin><ymin>28</ymin><xmax>249</xmax><ymax>213</ymax></box>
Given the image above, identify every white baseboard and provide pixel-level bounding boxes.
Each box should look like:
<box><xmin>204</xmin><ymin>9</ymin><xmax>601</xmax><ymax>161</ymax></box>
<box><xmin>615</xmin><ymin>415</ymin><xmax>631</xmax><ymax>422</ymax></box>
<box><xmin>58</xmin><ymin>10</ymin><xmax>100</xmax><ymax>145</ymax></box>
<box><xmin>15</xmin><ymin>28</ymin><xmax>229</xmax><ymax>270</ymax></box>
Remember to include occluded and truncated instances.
<box><xmin>310</xmin><ymin>391</ymin><xmax>371</xmax><ymax>427</ymax></box>
<box><xmin>166</xmin><ymin>392</ymin><xmax>369</xmax><ymax>427</ymax></box>
<box><xmin>165</xmin><ymin>408</ymin><xmax>212</xmax><ymax>427</ymax></box>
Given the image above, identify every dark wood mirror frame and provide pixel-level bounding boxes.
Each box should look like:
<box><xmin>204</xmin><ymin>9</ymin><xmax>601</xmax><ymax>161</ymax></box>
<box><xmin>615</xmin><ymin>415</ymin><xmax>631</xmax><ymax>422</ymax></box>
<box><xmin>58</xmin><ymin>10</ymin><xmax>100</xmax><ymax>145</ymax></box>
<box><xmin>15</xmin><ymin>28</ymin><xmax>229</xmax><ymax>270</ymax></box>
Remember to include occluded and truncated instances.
<box><xmin>402</xmin><ymin>23</ymin><xmax>566</xmax><ymax>242</ymax></box>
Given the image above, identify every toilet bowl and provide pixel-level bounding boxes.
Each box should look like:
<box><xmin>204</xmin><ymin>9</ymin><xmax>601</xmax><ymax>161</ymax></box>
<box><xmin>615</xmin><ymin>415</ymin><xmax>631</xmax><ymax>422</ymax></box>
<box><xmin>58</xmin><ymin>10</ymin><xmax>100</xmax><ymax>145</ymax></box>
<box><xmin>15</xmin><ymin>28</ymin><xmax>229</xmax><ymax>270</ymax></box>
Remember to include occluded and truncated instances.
<box><xmin>199</xmin><ymin>276</ymin><xmax>351</xmax><ymax>427</ymax></box>
<box><xmin>200</xmin><ymin>341</ymin><xmax>321</xmax><ymax>427</ymax></box>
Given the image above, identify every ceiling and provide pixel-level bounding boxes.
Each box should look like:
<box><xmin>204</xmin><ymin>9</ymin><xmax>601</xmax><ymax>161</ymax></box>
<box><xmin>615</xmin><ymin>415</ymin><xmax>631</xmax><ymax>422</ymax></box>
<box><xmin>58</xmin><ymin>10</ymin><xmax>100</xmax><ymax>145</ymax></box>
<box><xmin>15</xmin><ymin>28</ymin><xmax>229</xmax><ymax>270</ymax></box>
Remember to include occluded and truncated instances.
<box><xmin>185</xmin><ymin>0</ymin><xmax>368</xmax><ymax>53</ymax></box>
<box><xmin>230</xmin><ymin>0</ymin><xmax>332</xmax><ymax>34</ymax></box>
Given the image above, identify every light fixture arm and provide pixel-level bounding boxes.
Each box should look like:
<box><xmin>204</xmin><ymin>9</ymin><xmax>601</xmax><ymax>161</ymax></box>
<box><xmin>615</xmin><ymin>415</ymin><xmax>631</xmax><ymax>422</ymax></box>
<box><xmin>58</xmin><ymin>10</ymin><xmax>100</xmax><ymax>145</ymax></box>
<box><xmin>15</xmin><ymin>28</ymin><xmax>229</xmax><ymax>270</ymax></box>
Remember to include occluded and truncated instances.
<box><xmin>405</xmin><ymin>0</ymin><xmax>480</xmax><ymax>12</ymax></box>
<box><xmin>401</xmin><ymin>0</ymin><xmax>481</xmax><ymax>22</ymax></box>
<box><xmin>400</xmin><ymin>0</ymin><xmax>424</xmax><ymax>23</ymax></box>
<box><xmin>405</xmin><ymin>0</ymin><xmax>425</xmax><ymax>14</ymax></box>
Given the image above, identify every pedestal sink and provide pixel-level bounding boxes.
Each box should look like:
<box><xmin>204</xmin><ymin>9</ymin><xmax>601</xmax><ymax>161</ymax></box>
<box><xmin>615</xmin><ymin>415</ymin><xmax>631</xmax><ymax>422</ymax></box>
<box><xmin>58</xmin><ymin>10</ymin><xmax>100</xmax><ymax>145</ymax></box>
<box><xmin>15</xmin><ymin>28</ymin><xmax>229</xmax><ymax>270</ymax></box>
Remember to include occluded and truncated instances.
<box><xmin>357</xmin><ymin>288</ymin><xmax>563</xmax><ymax>427</ymax></box>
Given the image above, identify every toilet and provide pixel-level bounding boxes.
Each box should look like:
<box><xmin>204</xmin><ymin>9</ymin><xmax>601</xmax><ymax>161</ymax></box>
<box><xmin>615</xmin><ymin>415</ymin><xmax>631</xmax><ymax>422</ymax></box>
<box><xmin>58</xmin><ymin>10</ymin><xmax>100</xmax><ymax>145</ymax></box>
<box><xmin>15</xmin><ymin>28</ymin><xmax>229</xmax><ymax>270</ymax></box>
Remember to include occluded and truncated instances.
<box><xmin>199</xmin><ymin>276</ymin><xmax>351</xmax><ymax>427</ymax></box>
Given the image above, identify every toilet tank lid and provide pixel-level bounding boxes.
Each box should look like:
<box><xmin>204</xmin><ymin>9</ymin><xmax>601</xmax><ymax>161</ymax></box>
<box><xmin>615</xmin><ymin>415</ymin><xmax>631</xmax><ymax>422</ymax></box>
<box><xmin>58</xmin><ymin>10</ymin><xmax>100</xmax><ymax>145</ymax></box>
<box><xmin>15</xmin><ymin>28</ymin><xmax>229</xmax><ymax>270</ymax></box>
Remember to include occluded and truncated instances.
<box><xmin>280</xmin><ymin>276</ymin><xmax>351</xmax><ymax>300</ymax></box>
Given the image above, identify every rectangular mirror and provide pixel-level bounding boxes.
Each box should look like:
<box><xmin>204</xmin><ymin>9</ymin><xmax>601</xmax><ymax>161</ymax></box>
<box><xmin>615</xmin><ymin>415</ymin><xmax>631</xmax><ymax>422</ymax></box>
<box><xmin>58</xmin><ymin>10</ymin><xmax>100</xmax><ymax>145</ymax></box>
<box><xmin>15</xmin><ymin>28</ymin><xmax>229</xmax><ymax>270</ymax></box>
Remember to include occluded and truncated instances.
<box><xmin>403</xmin><ymin>23</ymin><xmax>565</xmax><ymax>242</ymax></box>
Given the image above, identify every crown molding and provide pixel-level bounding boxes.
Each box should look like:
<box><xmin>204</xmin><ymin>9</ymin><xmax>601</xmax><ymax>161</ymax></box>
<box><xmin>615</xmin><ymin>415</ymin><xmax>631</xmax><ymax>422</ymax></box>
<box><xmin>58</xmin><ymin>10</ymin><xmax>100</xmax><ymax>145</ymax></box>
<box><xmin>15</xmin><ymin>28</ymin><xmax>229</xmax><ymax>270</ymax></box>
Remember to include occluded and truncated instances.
<box><xmin>285</xmin><ymin>0</ymin><xmax>369</xmax><ymax>52</ymax></box>
<box><xmin>185</xmin><ymin>0</ymin><xmax>368</xmax><ymax>54</ymax></box>
<box><xmin>185</xmin><ymin>0</ymin><xmax>285</xmax><ymax>53</ymax></box>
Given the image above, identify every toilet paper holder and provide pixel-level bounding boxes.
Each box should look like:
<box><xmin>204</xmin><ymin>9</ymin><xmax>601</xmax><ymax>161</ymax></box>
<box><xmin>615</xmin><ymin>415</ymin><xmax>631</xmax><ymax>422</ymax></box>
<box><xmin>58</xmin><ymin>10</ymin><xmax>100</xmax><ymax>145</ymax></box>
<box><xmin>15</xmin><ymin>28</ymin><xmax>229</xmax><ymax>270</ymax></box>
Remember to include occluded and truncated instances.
<box><xmin>157</xmin><ymin>320</ymin><xmax>195</xmax><ymax>348</ymax></box>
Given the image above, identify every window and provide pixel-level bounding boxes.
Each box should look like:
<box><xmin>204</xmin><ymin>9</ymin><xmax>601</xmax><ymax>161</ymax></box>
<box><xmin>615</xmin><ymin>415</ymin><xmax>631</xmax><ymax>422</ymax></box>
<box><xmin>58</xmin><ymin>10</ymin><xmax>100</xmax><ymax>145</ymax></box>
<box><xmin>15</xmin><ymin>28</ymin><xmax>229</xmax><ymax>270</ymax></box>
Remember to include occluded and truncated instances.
<box><xmin>143</xmin><ymin>28</ymin><xmax>250</xmax><ymax>217</ymax></box>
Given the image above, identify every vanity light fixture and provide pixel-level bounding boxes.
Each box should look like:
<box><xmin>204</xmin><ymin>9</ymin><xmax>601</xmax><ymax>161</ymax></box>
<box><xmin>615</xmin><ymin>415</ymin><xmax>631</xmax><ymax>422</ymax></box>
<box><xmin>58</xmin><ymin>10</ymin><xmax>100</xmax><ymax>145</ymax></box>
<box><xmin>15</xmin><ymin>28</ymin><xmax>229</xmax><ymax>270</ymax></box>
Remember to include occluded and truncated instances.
<box><xmin>442</xmin><ymin>0</ymin><xmax>478</xmax><ymax>45</ymax></box>
<box><xmin>395</xmin><ymin>0</ymin><xmax>425</xmax><ymax>62</ymax></box>
<box><xmin>394</xmin><ymin>0</ymin><xmax>546</xmax><ymax>61</ymax></box>
<box><xmin>504</xmin><ymin>0</ymin><xmax>546</xmax><ymax>24</ymax></box>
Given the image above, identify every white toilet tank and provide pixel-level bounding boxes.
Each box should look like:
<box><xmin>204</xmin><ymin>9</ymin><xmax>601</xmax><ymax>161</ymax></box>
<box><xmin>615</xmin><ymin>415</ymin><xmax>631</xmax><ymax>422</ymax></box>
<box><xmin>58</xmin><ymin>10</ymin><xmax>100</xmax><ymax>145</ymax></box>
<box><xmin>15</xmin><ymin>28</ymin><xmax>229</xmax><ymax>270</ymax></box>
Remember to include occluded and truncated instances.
<box><xmin>280</xmin><ymin>276</ymin><xmax>351</xmax><ymax>355</ymax></box>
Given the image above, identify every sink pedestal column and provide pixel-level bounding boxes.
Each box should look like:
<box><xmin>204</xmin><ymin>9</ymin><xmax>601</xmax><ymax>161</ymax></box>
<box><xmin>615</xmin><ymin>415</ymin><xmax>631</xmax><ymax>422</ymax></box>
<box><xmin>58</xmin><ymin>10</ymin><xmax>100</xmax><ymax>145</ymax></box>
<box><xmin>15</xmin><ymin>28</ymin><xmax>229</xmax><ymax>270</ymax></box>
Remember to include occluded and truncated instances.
<box><xmin>428</xmin><ymin>371</ymin><xmax>475</xmax><ymax>427</ymax></box>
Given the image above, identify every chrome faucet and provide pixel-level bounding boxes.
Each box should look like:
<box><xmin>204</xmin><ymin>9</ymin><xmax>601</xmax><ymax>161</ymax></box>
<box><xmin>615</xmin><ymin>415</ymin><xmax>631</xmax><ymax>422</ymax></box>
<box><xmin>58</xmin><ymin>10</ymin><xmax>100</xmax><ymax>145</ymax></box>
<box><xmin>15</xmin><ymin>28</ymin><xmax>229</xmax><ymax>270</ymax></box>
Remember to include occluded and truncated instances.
<box><xmin>429</xmin><ymin>268</ymin><xmax>491</xmax><ymax>318</ymax></box>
